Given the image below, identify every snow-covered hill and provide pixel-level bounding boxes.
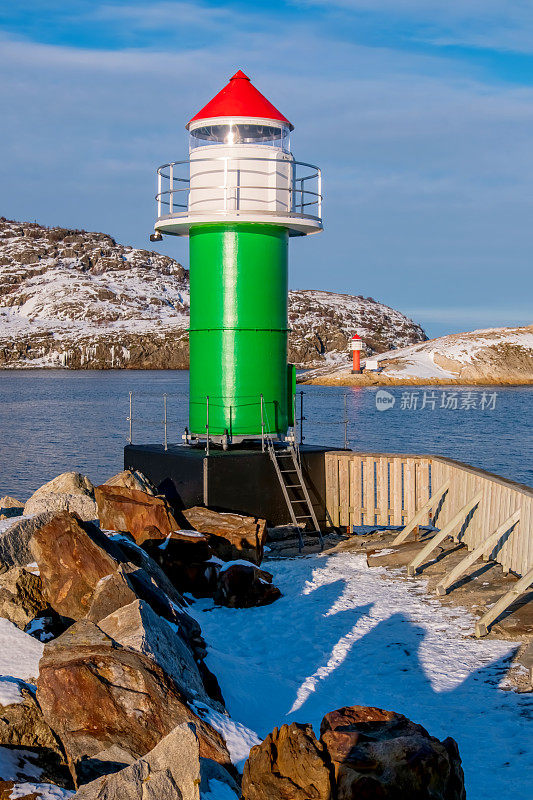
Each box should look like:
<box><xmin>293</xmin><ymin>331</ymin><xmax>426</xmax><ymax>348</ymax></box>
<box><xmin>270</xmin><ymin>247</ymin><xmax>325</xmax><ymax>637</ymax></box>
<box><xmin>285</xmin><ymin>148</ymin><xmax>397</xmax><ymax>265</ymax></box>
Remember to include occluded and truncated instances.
<box><xmin>302</xmin><ymin>325</ymin><xmax>533</xmax><ymax>385</ymax></box>
<box><xmin>0</xmin><ymin>218</ymin><xmax>426</xmax><ymax>369</ymax></box>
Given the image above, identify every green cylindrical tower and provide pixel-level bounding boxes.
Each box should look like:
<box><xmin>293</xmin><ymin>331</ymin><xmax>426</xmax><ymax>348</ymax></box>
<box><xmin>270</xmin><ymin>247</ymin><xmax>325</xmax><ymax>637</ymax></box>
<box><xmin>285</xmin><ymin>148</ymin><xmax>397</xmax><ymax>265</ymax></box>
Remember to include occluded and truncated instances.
<box><xmin>153</xmin><ymin>70</ymin><xmax>322</xmax><ymax>444</ymax></box>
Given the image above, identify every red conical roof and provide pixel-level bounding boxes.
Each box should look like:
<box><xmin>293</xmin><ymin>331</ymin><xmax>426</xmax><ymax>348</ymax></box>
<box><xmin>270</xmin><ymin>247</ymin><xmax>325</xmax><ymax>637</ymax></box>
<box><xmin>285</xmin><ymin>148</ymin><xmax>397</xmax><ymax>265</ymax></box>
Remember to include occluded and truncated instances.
<box><xmin>187</xmin><ymin>71</ymin><xmax>293</xmax><ymax>130</ymax></box>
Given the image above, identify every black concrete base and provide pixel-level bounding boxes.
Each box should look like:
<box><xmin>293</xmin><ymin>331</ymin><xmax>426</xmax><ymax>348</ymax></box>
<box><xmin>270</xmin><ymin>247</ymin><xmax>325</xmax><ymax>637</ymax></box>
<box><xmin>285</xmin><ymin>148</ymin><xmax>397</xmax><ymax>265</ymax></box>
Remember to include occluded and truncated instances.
<box><xmin>124</xmin><ymin>443</ymin><xmax>331</xmax><ymax>528</ymax></box>
<box><xmin>351</xmin><ymin>369</ymin><xmax>362</xmax><ymax>374</ymax></box>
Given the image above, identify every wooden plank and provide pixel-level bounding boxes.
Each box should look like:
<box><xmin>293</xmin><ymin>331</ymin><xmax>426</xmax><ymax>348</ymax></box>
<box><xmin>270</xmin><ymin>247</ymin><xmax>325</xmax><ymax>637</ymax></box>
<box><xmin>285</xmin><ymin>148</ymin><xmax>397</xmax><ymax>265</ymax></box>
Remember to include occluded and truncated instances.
<box><xmin>404</xmin><ymin>458</ymin><xmax>416</xmax><ymax>522</ymax></box>
<box><xmin>407</xmin><ymin>490</ymin><xmax>484</xmax><ymax>576</ymax></box>
<box><xmin>362</xmin><ymin>457</ymin><xmax>375</xmax><ymax>525</ymax></box>
<box><xmin>351</xmin><ymin>457</ymin><xmax>363</xmax><ymax>527</ymax></box>
<box><xmin>416</xmin><ymin>460</ymin><xmax>430</xmax><ymax>518</ymax></box>
<box><xmin>392</xmin><ymin>480</ymin><xmax>451</xmax><ymax>545</ymax></box>
<box><xmin>519</xmin><ymin>495</ymin><xmax>532</xmax><ymax>577</ymax></box>
<box><xmin>435</xmin><ymin>509</ymin><xmax>521</xmax><ymax>596</ymax></box>
<box><xmin>391</xmin><ymin>459</ymin><xmax>403</xmax><ymax>525</ymax></box>
<box><xmin>338</xmin><ymin>455</ymin><xmax>350</xmax><ymax>528</ymax></box>
<box><xmin>475</xmin><ymin>567</ymin><xmax>533</xmax><ymax>637</ymax></box>
<box><xmin>377</xmin><ymin>457</ymin><xmax>389</xmax><ymax>525</ymax></box>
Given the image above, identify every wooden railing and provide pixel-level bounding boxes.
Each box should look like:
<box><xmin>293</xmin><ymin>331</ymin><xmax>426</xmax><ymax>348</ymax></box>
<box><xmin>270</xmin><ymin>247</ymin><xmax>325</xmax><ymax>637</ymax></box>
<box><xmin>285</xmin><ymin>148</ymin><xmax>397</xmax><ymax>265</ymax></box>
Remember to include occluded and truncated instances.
<box><xmin>325</xmin><ymin>451</ymin><xmax>533</xmax><ymax>579</ymax></box>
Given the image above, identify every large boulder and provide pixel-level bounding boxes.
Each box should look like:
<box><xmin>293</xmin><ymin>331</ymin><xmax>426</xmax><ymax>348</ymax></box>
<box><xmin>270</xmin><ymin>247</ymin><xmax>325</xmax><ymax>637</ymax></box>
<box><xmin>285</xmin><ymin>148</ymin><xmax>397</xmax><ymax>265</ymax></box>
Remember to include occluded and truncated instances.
<box><xmin>94</xmin><ymin>486</ymin><xmax>180</xmax><ymax>545</ymax></box>
<box><xmin>0</xmin><ymin>567</ymin><xmax>49</xmax><ymax>630</ymax></box>
<box><xmin>0</xmin><ymin>496</ymin><xmax>24</xmax><ymax>518</ymax></box>
<box><xmin>320</xmin><ymin>705</ymin><xmax>466</xmax><ymax>800</ymax></box>
<box><xmin>73</xmin><ymin>723</ymin><xmax>200</xmax><ymax>800</ymax></box>
<box><xmin>29</xmin><ymin>512</ymin><xmax>124</xmax><ymax>621</ymax></box>
<box><xmin>142</xmin><ymin>531</ymin><xmax>216</xmax><ymax>598</ymax></box>
<box><xmin>96</xmin><ymin>599</ymin><xmax>215</xmax><ymax>707</ymax></box>
<box><xmin>36</xmin><ymin>620</ymin><xmax>232</xmax><ymax>785</ymax></box>
<box><xmin>242</xmin><ymin>723</ymin><xmax>333</xmax><ymax>800</ymax></box>
<box><xmin>214</xmin><ymin>563</ymin><xmax>281</xmax><ymax>609</ymax></box>
<box><xmin>108</xmin><ymin>535</ymin><xmax>186</xmax><ymax>609</ymax></box>
<box><xmin>0</xmin><ymin>513</ymin><xmax>55</xmax><ymax>569</ymax></box>
<box><xmin>24</xmin><ymin>473</ymin><xmax>97</xmax><ymax>521</ymax></box>
<box><xmin>242</xmin><ymin>707</ymin><xmax>466</xmax><ymax>800</ymax></box>
<box><xmin>102</xmin><ymin>471</ymin><xmax>156</xmax><ymax>496</ymax></box>
<box><xmin>183</xmin><ymin>507</ymin><xmax>267</xmax><ymax>565</ymax></box>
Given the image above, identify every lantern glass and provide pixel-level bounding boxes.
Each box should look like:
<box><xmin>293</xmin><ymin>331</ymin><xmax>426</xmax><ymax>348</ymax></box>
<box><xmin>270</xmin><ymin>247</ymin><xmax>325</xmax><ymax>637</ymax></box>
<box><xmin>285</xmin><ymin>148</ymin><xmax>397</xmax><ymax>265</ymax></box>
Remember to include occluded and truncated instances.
<box><xmin>189</xmin><ymin>122</ymin><xmax>290</xmax><ymax>152</ymax></box>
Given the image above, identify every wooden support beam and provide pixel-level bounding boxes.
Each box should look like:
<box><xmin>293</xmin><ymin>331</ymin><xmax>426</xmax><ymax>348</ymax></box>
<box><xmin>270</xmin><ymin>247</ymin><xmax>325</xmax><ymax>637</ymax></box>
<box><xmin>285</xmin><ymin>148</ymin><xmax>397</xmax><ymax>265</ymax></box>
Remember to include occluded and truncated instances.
<box><xmin>407</xmin><ymin>490</ymin><xmax>483</xmax><ymax>577</ymax></box>
<box><xmin>435</xmin><ymin>509</ymin><xmax>521</xmax><ymax>596</ymax></box>
<box><xmin>475</xmin><ymin>566</ymin><xmax>533</xmax><ymax>637</ymax></box>
<box><xmin>392</xmin><ymin>480</ymin><xmax>450</xmax><ymax>546</ymax></box>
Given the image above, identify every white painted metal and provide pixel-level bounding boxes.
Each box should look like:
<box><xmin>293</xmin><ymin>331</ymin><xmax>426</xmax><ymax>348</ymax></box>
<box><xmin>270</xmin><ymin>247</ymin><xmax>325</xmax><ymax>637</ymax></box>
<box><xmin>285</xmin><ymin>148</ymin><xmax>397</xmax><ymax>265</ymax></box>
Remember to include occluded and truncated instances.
<box><xmin>154</xmin><ymin>154</ymin><xmax>322</xmax><ymax>237</ymax></box>
<box><xmin>351</xmin><ymin>340</ymin><xmax>363</xmax><ymax>351</ymax></box>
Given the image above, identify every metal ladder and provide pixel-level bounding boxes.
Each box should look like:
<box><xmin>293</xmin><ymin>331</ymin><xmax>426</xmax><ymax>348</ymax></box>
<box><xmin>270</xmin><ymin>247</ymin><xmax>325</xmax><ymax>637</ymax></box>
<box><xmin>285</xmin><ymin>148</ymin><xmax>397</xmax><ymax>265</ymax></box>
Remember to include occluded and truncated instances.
<box><xmin>266</xmin><ymin>438</ymin><xmax>324</xmax><ymax>552</ymax></box>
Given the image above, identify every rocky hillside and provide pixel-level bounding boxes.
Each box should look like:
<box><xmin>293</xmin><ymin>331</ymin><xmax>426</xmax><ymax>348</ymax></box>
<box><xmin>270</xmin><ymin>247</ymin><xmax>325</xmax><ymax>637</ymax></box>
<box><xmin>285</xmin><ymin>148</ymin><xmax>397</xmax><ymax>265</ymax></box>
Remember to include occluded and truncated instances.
<box><xmin>302</xmin><ymin>325</ymin><xmax>533</xmax><ymax>385</ymax></box>
<box><xmin>0</xmin><ymin>218</ymin><xmax>426</xmax><ymax>369</ymax></box>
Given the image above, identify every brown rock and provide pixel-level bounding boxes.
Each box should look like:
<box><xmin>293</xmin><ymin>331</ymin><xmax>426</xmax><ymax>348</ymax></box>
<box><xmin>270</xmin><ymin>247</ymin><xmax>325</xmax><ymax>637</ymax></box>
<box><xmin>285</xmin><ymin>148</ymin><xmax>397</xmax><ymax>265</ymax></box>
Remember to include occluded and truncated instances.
<box><xmin>142</xmin><ymin>531</ymin><xmax>215</xmax><ymax>597</ymax></box>
<box><xmin>0</xmin><ymin>496</ymin><xmax>24</xmax><ymax>518</ymax></box>
<box><xmin>102</xmin><ymin>470</ymin><xmax>156</xmax><ymax>496</ymax></box>
<box><xmin>214</xmin><ymin>563</ymin><xmax>281</xmax><ymax>608</ymax></box>
<box><xmin>0</xmin><ymin>567</ymin><xmax>49</xmax><ymax>630</ymax></box>
<box><xmin>320</xmin><ymin>705</ymin><xmax>466</xmax><ymax>800</ymax></box>
<box><xmin>183</xmin><ymin>507</ymin><xmax>267</xmax><ymax>565</ymax></box>
<box><xmin>30</xmin><ymin>512</ymin><xmax>124</xmax><ymax>621</ymax></box>
<box><xmin>242</xmin><ymin>723</ymin><xmax>333</xmax><ymax>800</ymax></box>
<box><xmin>95</xmin><ymin>486</ymin><xmax>180</xmax><ymax>544</ymax></box>
<box><xmin>36</xmin><ymin>620</ymin><xmax>232</xmax><ymax>785</ymax></box>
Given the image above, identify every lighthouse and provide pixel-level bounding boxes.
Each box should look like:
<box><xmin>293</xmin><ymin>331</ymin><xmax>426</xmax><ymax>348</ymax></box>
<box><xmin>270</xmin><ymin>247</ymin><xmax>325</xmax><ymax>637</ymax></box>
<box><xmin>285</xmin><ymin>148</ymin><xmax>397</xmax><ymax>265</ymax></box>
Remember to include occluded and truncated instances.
<box><xmin>153</xmin><ymin>71</ymin><xmax>323</xmax><ymax>445</ymax></box>
<box><xmin>351</xmin><ymin>334</ymin><xmax>363</xmax><ymax>374</ymax></box>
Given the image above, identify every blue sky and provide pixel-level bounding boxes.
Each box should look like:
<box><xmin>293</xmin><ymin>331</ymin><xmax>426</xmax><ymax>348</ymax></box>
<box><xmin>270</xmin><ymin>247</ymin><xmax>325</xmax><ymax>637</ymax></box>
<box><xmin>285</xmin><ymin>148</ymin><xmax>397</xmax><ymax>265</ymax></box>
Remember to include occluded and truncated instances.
<box><xmin>1</xmin><ymin>1</ymin><xmax>532</xmax><ymax>337</ymax></box>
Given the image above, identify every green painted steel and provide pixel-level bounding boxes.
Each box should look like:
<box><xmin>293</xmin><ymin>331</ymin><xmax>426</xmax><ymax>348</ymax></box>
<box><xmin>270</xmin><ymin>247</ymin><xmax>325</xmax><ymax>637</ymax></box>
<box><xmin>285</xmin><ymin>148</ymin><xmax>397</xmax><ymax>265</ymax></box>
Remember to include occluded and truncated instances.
<box><xmin>189</xmin><ymin>223</ymin><xmax>289</xmax><ymax>437</ymax></box>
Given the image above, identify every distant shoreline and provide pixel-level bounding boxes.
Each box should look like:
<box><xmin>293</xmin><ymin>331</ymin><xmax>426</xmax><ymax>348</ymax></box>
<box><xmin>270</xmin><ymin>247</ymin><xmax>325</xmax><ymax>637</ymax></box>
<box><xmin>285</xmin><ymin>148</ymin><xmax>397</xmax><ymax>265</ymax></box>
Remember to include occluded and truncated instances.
<box><xmin>298</xmin><ymin>374</ymin><xmax>533</xmax><ymax>387</ymax></box>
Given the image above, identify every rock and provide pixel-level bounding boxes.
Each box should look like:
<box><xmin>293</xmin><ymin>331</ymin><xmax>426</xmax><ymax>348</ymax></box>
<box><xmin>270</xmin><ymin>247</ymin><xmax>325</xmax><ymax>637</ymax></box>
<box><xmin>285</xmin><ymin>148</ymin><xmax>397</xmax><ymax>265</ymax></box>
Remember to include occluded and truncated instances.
<box><xmin>0</xmin><ymin>567</ymin><xmax>49</xmax><ymax>630</ymax></box>
<box><xmin>0</xmin><ymin>496</ymin><xmax>24</xmax><ymax>518</ymax></box>
<box><xmin>73</xmin><ymin>723</ymin><xmax>200</xmax><ymax>800</ymax></box>
<box><xmin>27</xmin><ymin>473</ymin><xmax>94</xmax><ymax>498</ymax></box>
<box><xmin>84</xmin><ymin>569</ymin><xmax>138</xmax><ymax>623</ymax></box>
<box><xmin>183</xmin><ymin>507</ymin><xmax>267</xmax><ymax>565</ymax></box>
<box><xmin>142</xmin><ymin>532</ymin><xmax>216</xmax><ymax>598</ymax></box>
<box><xmin>0</xmin><ymin>684</ymin><xmax>71</xmax><ymax>787</ymax></box>
<box><xmin>102</xmin><ymin>471</ymin><xmax>156</xmax><ymax>496</ymax></box>
<box><xmin>242</xmin><ymin>723</ymin><xmax>333</xmax><ymax>800</ymax></box>
<box><xmin>214</xmin><ymin>563</ymin><xmax>281</xmax><ymax>608</ymax></box>
<box><xmin>109</xmin><ymin>535</ymin><xmax>185</xmax><ymax>609</ymax></box>
<box><xmin>30</xmin><ymin>512</ymin><xmax>124</xmax><ymax>621</ymax></box>
<box><xmin>36</xmin><ymin>620</ymin><xmax>232</xmax><ymax>784</ymax></box>
<box><xmin>24</xmin><ymin>494</ymin><xmax>98</xmax><ymax>522</ymax></box>
<box><xmin>96</xmin><ymin>599</ymin><xmax>214</xmax><ymax>706</ymax></box>
<box><xmin>320</xmin><ymin>705</ymin><xmax>466</xmax><ymax>800</ymax></box>
<box><xmin>94</xmin><ymin>486</ymin><xmax>180</xmax><ymax>544</ymax></box>
<box><xmin>0</xmin><ymin>513</ymin><xmax>54</xmax><ymax>569</ymax></box>
<box><xmin>24</xmin><ymin>473</ymin><xmax>97</xmax><ymax>521</ymax></box>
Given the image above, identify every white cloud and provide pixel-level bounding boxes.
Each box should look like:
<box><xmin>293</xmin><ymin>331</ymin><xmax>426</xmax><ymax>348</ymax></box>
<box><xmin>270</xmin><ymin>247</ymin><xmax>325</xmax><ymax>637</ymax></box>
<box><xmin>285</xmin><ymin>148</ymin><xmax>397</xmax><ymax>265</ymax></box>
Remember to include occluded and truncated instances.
<box><xmin>0</xmin><ymin>3</ymin><xmax>532</xmax><ymax>333</ymax></box>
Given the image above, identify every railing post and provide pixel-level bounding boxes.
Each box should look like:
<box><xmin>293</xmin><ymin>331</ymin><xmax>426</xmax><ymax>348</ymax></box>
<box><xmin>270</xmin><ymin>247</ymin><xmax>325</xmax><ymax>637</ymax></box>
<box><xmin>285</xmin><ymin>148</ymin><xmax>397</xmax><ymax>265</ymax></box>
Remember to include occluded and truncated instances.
<box><xmin>260</xmin><ymin>394</ymin><xmax>265</xmax><ymax>452</ymax></box>
<box><xmin>300</xmin><ymin>391</ymin><xmax>304</xmax><ymax>446</ymax></box>
<box><xmin>157</xmin><ymin>171</ymin><xmax>162</xmax><ymax>218</ymax></box>
<box><xmin>128</xmin><ymin>391</ymin><xmax>133</xmax><ymax>444</ymax></box>
<box><xmin>318</xmin><ymin>168</ymin><xmax>322</xmax><ymax>219</ymax></box>
<box><xmin>163</xmin><ymin>393</ymin><xmax>168</xmax><ymax>451</ymax></box>
<box><xmin>169</xmin><ymin>163</ymin><xmax>174</xmax><ymax>214</ymax></box>
<box><xmin>205</xmin><ymin>395</ymin><xmax>210</xmax><ymax>456</ymax></box>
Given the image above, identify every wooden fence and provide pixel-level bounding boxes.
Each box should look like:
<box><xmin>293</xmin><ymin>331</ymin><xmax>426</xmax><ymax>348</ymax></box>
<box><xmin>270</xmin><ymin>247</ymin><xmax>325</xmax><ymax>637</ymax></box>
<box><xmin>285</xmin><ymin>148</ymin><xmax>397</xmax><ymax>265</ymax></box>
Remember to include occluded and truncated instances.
<box><xmin>325</xmin><ymin>451</ymin><xmax>533</xmax><ymax>580</ymax></box>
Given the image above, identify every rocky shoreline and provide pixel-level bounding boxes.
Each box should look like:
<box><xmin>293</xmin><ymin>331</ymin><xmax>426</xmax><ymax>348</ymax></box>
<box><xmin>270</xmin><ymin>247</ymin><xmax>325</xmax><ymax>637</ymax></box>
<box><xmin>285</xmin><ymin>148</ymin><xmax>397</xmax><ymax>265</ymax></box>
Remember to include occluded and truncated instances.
<box><xmin>0</xmin><ymin>471</ymin><xmax>468</xmax><ymax>799</ymax></box>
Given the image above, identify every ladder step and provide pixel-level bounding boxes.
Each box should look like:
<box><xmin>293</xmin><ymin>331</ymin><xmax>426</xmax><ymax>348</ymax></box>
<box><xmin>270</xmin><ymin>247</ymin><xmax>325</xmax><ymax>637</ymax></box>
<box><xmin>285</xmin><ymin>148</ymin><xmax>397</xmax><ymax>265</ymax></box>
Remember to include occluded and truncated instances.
<box><xmin>280</xmin><ymin>469</ymin><xmax>297</xmax><ymax>473</ymax></box>
<box><xmin>295</xmin><ymin>515</ymin><xmax>312</xmax><ymax>520</ymax></box>
<box><xmin>285</xmin><ymin>484</ymin><xmax>302</xmax><ymax>488</ymax></box>
<box><xmin>290</xmin><ymin>499</ymin><xmax>307</xmax><ymax>504</ymax></box>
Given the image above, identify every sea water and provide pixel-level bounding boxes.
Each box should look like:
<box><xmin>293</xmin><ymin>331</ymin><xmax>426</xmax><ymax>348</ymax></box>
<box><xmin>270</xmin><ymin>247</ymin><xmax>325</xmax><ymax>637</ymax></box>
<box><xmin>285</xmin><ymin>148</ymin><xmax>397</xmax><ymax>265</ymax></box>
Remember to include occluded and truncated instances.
<box><xmin>0</xmin><ymin>370</ymin><xmax>531</xmax><ymax>498</ymax></box>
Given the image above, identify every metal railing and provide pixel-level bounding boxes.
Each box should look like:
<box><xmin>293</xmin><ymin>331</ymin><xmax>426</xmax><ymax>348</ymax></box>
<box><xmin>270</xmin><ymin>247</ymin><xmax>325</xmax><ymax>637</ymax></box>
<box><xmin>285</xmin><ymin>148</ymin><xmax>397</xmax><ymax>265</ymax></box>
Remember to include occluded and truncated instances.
<box><xmin>156</xmin><ymin>155</ymin><xmax>322</xmax><ymax>220</ymax></box>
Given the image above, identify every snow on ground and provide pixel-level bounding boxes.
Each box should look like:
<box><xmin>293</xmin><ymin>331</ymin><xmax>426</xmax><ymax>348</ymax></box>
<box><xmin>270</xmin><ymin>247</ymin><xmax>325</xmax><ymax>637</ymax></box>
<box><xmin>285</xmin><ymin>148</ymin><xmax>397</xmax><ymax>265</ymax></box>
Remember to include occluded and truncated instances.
<box><xmin>0</xmin><ymin>618</ymin><xmax>44</xmax><ymax>704</ymax></box>
<box><xmin>191</xmin><ymin>552</ymin><xmax>532</xmax><ymax>800</ymax></box>
<box><xmin>9</xmin><ymin>782</ymin><xmax>74</xmax><ymax>799</ymax></box>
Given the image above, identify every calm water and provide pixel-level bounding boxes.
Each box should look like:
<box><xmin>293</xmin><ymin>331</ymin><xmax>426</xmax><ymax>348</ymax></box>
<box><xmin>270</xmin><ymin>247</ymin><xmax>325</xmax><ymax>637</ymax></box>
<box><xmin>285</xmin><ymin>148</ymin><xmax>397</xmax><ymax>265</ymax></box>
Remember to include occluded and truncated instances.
<box><xmin>0</xmin><ymin>370</ymin><xmax>531</xmax><ymax>498</ymax></box>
